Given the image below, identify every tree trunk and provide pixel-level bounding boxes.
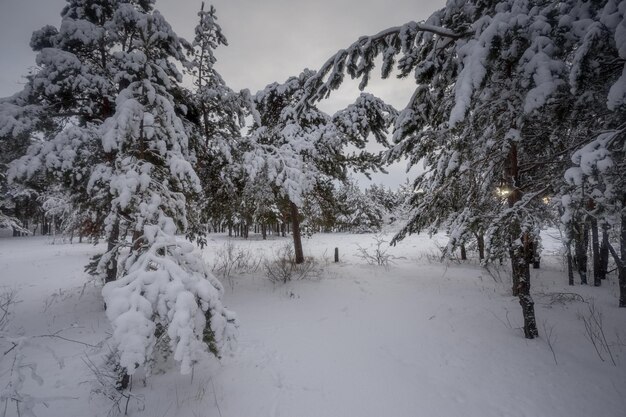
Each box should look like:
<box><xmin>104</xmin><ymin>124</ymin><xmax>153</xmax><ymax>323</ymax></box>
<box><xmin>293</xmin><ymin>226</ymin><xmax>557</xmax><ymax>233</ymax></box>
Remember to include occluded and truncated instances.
<box><xmin>591</xmin><ymin>217</ymin><xmax>601</xmax><ymax>286</ymax></box>
<box><xmin>604</xmin><ymin>195</ymin><xmax>626</xmax><ymax>307</ymax></box>
<box><xmin>511</xmin><ymin>244</ymin><xmax>538</xmax><ymax>338</ymax></box>
<box><xmin>506</xmin><ymin>142</ymin><xmax>538</xmax><ymax>339</ymax></box>
<box><xmin>599</xmin><ymin>225</ymin><xmax>609</xmax><ymax>280</ymax></box>
<box><xmin>105</xmin><ymin>219</ymin><xmax>120</xmax><ymax>283</ymax></box>
<box><xmin>574</xmin><ymin>222</ymin><xmax>588</xmax><ymax>284</ymax></box>
<box><xmin>567</xmin><ymin>246</ymin><xmax>574</xmax><ymax>286</ymax></box>
<box><xmin>460</xmin><ymin>244</ymin><xmax>467</xmax><ymax>260</ymax></box>
<box><xmin>290</xmin><ymin>202</ymin><xmax>304</xmax><ymax>264</ymax></box>
<box><xmin>476</xmin><ymin>233</ymin><xmax>485</xmax><ymax>261</ymax></box>
<box><xmin>261</xmin><ymin>223</ymin><xmax>267</xmax><ymax>240</ymax></box>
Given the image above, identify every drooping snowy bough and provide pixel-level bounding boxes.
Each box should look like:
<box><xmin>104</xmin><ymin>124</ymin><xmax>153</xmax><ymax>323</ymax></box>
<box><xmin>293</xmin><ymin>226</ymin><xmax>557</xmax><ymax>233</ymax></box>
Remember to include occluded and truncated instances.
<box><xmin>102</xmin><ymin>218</ymin><xmax>236</xmax><ymax>377</ymax></box>
<box><xmin>297</xmin><ymin>0</ymin><xmax>626</xmax><ymax>333</ymax></box>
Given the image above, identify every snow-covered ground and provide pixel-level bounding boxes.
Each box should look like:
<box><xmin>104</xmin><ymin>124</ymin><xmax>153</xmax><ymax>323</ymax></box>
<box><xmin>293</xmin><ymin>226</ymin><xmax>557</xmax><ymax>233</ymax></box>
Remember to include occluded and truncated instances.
<box><xmin>1</xmin><ymin>231</ymin><xmax>624</xmax><ymax>417</ymax></box>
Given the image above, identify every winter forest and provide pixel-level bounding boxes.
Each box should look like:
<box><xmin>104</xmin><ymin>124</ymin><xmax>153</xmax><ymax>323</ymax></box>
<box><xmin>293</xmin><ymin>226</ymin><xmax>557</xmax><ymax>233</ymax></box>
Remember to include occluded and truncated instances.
<box><xmin>0</xmin><ymin>0</ymin><xmax>624</xmax><ymax>416</ymax></box>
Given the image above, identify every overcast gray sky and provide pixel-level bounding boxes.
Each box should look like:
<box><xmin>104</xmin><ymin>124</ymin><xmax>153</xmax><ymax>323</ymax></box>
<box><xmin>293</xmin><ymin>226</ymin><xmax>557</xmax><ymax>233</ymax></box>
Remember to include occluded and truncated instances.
<box><xmin>0</xmin><ymin>0</ymin><xmax>444</xmax><ymax>187</ymax></box>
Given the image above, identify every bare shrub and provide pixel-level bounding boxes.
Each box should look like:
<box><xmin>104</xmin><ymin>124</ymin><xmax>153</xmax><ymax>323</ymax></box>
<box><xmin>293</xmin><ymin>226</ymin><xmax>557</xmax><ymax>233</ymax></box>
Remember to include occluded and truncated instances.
<box><xmin>484</xmin><ymin>263</ymin><xmax>506</xmax><ymax>283</ymax></box>
<box><xmin>84</xmin><ymin>352</ymin><xmax>145</xmax><ymax>416</ymax></box>
<box><xmin>264</xmin><ymin>243</ymin><xmax>320</xmax><ymax>284</ymax></box>
<box><xmin>213</xmin><ymin>240</ymin><xmax>261</xmax><ymax>289</ymax></box>
<box><xmin>577</xmin><ymin>300</ymin><xmax>617</xmax><ymax>366</ymax></box>
<box><xmin>0</xmin><ymin>288</ymin><xmax>17</xmax><ymax>331</ymax></box>
<box><xmin>537</xmin><ymin>292</ymin><xmax>585</xmax><ymax>306</ymax></box>
<box><xmin>542</xmin><ymin>320</ymin><xmax>558</xmax><ymax>365</ymax></box>
<box><xmin>355</xmin><ymin>234</ymin><xmax>393</xmax><ymax>267</ymax></box>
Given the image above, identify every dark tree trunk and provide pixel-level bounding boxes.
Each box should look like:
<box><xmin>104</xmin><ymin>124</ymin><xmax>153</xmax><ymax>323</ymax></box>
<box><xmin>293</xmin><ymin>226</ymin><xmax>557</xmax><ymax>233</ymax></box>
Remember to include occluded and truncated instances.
<box><xmin>608</xmin><ymin>240</ymin><xmax>626</xmax><ymax>307</ymax></box>
<box><xmin>567</xmin><ymin>246</ymin><xmax>574</xmax><ymax>286</ymax></box>
<box><xmin>261</xmin><ymin>223</ymin><xmax>267</xmax><ymax>240</ymax></box>
<box><xmin>476</xmin><ymin>233</ymin><xmax>485</xmax><ymax>261</ymax></box>
<box><xmin>591</xmin><ymin>217</ymin><xmax>601</xmax><ymax>286</ymax></box>
<box><xmin>506</xmin><ymin>143</ymin><xmax>538</xmax><ymax>339</ymax></box>
<box><xmin>511</xmin><ymin>244</ymin><xmax>538</xmax><ymax>338</ymax></box>
<box><xmin>618</xmin><ymin>205</ymin><xmax>626</xmax><ymax>307</ymax></box>
<box><xmin>574</xmin><ymin>222</ymin><xmax>588</xmax><ymax>284</ymax></box>
<box><xmin>290</xmin><ymin>202</ymin><xmax>304</xmax><ymax>264</ymax></box>
<box><xmin>460</xmin><ymin>244</ymin><xmax>467</xmax><ymax>260</ymax></box>
<box><xmin>621</xmin><ymin>215</ymin><xmax>626</xmax><ymax>308</ymax></box>
<box><xmin>105</xmin><ymin>219</ymin><xmax>120</xmax><ymax>283</ymax></box>
<box><xmin>599</xmin><ymin>225</ymin><xmax>609</xmax><ymax>280</ymax></box>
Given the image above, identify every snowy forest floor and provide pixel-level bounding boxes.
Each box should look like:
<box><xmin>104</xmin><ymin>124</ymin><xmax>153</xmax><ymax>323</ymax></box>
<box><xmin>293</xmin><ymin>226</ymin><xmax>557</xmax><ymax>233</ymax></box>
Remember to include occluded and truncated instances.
<box><xmin>1</xmin><ymin>230</ymin><xmax>625</xmax><ymax>417</ymax></box>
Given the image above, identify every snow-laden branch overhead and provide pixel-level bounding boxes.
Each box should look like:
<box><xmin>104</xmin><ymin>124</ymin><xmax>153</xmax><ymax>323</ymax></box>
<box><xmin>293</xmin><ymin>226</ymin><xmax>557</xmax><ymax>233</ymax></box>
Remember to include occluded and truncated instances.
<box><xmin>299</xmin><ymin>20</ymin><xmax>467</xmax><ymax>107</ymax></box>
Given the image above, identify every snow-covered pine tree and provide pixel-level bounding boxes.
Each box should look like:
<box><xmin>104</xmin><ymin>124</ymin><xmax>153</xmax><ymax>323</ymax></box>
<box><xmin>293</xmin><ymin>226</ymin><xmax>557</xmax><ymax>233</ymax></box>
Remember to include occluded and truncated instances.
<box><xmin>186</xmin><ymin>3</ymin><xmax>249</xmax><ymax>240</ymax></box>
<box><xmin>298</xmin><ymin>0</ymin><xmax>626</xmax><ymax>333</ymax></box>
<box><xmin>559</xmin><ymin>0</ymin><xmax>626</xmax><ymax>301</ymax></box>
<box><xmin>3</xmin><ymin>0</ymin><xmax>123</xmax><ymax>280</ymax></box>
<box><xmin>244</xmin><ymin>71</ymin><xmax>335</xmax><ymax>261</ymax></box>
<box><xmin>94</xmin><ymin>2</ymin><xmax>236</xmax><ymax>383</ymax></box>
<box><xmin>0</xmin><ymin>130</ymin><xmax>37</xmax><ymax>234</ymax></box>
<box><xmin>246</xmin><ymin>72</ymin><xmax>396</xmax><ymax>262</ymax></box>
<box><xmin>335</xmin><ymin>179</ymin><xmax>385</xmax><ymax>233</ymax></box>
<box><xmin>301</xmin><ymin>179</ymin><xmax>340</xmax><ymax>233</ymax></box>
<box><xmin>2</xmin><ymin>0</ymin><xmax>237</xmax><ymax>384</ymax></box>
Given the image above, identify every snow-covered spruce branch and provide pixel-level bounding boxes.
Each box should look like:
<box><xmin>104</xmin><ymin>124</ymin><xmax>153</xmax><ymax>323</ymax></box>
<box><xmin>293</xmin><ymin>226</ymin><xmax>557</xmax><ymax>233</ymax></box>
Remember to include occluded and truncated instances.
<box><xmin>299</xmin><ymin>21</ymin><xmax>466</xmax><ymax>105</ymax></box>
<box><xmin>102</xmin><ymin>223</ymin><xmax>237</xmax><ymax>379</ymax></box>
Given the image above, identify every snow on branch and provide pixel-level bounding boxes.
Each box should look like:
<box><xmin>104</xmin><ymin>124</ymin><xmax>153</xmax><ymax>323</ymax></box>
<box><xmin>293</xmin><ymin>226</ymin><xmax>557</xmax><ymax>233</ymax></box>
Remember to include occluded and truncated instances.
<box><xmin>102</xmin><ymin>219</ymin><xmax>237</xmax><ymax>377</ymax></box>
<box><xmin>299</xmin><ymin>21</ymin><xmax>466</xmax><ymax>107</ymax></box>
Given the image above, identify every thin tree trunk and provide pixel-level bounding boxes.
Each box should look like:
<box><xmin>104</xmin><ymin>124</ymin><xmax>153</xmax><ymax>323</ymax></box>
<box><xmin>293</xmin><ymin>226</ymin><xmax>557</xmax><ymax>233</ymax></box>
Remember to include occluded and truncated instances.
<box><xmin>591</xmin><ymin>217</ymin><xmax>601</xmax><ymax>286</ymax></box>
<box><xmin>604</xmin><ymin>195</ymin><xmax>626</xmax><ymax>307</ymax></box>
<box><xmin>460</xmin><ymin>244</ymin><xmax>467</xmax><ymax>260</ymax></box>
<box><xmin>567</xmin><ymin>247</ymin><xmax>574</xmax><ymax>286</ymax></box>
<box><xmin>574</xmin><ymin>222</ymin><xmax>588</xmax><ymax>284</ymax></box>
<box><xmin>599</xmin><ymin>225</ymin><xmax>609</xmax><ymax>280</ymax></box>
<box><xmin>105</xmin><ymin>219</ymin><xmax>120</xmax><ymax>283</ymax></box>
<box><xmin>290</xmin><ymin>202</ymin><xmax>304</xmax><ymax>264</ymax></box>
<box><xmin>619</xmin><ymin>204</ymin><xmax>626</xmax><ymax>307</ymax></box>
<box><xmin>261</xmin><ymin>223</ymin><xmax>267</xmax><ymax>240</ymax></box>
<box><xmin>476</xmin><ymin>233</ymin><xmax>485</xmax><ymax>261</ymax></box>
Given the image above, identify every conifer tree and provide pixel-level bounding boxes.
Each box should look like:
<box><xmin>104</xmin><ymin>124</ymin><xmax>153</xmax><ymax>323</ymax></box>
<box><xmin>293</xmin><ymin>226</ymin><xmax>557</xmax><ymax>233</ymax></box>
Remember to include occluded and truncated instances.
<box><xmin>246</xmin><ymin>72</ymin><xmax>396</xmax><ymax>262</ymax></box>
<box><xmin>1</xmin><ymin>0</ymin><xmax>238</xmax><ymax>382</ymax></box>
<box><xmin>298</xmin><ymin>0</ymin><xmax>626</xmax><ymax>333</ymax></box>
